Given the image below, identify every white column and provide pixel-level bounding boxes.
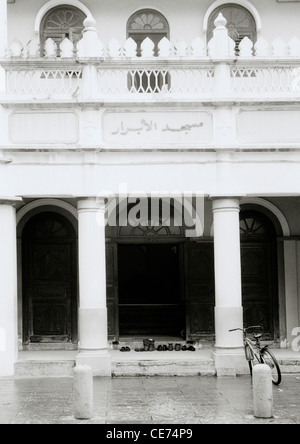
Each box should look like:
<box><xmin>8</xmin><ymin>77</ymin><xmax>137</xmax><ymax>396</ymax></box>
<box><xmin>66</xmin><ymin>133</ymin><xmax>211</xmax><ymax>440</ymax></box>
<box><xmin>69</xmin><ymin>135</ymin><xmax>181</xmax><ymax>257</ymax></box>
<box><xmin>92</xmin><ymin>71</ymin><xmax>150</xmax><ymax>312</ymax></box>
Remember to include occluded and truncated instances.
<box><xmin>0</xmin><ymin>0</ymin><xmax>8</xmax><ymax>93</ymax></box>
<box><xmin>76</xmin><ymin>197</ymin><xmax>111</xmax><ymax>377</ymax></box>
<box><xmin>212</xmin><ymin>198</ymin><xmax>246</xmax><ymax>376</ymax></box>
<box><xmin>0</xmin><ymin>198</ymin><xmax>20</xmax><ymax>377</ymax></box>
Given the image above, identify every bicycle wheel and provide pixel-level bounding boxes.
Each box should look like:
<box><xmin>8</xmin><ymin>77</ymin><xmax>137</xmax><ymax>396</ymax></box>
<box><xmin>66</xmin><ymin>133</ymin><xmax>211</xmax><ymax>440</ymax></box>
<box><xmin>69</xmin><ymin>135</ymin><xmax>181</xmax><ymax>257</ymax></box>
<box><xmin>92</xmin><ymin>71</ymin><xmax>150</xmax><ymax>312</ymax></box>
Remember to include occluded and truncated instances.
<box><xmin>261</xmin><ymin>349</ymin><xmax>282</xmax><ymax>386</ymax></box>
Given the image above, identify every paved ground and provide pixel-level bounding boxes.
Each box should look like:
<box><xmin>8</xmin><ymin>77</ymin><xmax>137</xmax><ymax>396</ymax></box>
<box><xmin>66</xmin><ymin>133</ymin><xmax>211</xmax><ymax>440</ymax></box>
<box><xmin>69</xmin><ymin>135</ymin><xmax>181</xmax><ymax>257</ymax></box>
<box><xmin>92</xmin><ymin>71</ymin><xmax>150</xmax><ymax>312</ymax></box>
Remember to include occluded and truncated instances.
<box><xmin>0</xmin><ymin>375</ymin><xmax>300</xmax><ymax>424</ymax></box>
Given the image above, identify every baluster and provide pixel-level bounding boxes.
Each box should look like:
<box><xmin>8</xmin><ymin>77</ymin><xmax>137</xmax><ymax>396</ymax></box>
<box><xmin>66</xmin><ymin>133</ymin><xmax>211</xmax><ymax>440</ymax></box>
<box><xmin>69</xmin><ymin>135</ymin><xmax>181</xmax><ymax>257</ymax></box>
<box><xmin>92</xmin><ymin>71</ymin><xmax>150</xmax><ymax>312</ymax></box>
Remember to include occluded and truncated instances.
<box><xmin>44</xmin><ymin>38</ymin><xmax>58</xmax><ymax>58</ymax></box>
<box><xmin>108</xmin><ymin>38</ymin><xmax>122</xmax><ymax>58</ymax></box>
<box><xmin>272</xmin><ymin>37</ymin><xmax>287</xmax><ymax>57</ymax></box>
<box><xmin>10</xmin><ymin>40</ymin><xmax>23</xmax><ymax>58</ymax></box>
<box><xmin>124</xmin><ymin>38</ymin><xmax>137</xmax><ymax>58</ymax></box>
<box><xmin>287</xmin><ymin>37</ymin><xmax>300</xmax><ymax>57</ymax></box>
<box><xmin>27</xmin><ymin>39</ymin><xmax>40</xmax><ymax>58</ymax></box>
<box><xmin>60</xmin><ymin>38</ymin><xmax>74</xmax><ymax>58</ymax></box>
<box><xmin>174</xmin><ymin>40</ymin><xmax>188</xmax><ymax>57</ymax></box>
<box><xmin>239</xmin><ymin>37</ymin><xmax>254</xmax><ymax>58</ymax></box>
<box><xmin>191</xmin><ymin>37</ymin><xmax>205</xmax><ymax>57</ymax></box>
<box><xmin>141</xmin><ymin>37</ymin><xmax>155</xmax><ymax>58</ymax></box>
<box><xmin>158</xmin><ymin>37</ymin><xmax>172</xmax><ymax>57</ymax></box>
<box><xmin>254</xmin><ymin>37</ymin><xmax>270</xmax><ymax>57</ymax></box>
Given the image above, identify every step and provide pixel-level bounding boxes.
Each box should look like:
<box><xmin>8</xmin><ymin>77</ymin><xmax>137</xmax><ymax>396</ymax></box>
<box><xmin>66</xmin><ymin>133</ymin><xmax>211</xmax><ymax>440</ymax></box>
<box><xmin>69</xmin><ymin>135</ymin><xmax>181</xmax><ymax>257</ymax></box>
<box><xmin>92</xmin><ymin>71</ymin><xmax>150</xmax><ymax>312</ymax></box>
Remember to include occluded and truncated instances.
<box><xmin>15</xmin><ymin>351</ymin><xmax>77</xmax><ymax>378</ymax></box>
<box><xmin>13</xmin><ymin>350</ymin><xmax>300</xmax><ymax>378</ymax></box>
<box><xmin>111</xmin><ymin>350</ymin><xmax>216</xmax><ymax>377</ymax></box>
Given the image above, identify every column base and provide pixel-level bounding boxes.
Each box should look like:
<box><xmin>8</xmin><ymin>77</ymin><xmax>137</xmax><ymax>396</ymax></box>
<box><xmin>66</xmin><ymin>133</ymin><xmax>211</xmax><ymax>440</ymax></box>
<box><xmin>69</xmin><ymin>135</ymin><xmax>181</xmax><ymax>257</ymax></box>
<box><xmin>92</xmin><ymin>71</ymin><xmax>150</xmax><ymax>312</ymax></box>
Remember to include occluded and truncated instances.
<box><xmin>212</xmin><ymin>347</ymin><xmax>249</xmax><ymax>377</ymax></box>
<box><xmin>0</xmin><ymin>355</ymin><xmax>15</xmax><ymax>377</ymax></box>
<box><xmin>76</xmin><ymin>351</ymin><xmax>112</xmax><ymax>378</ymax></box>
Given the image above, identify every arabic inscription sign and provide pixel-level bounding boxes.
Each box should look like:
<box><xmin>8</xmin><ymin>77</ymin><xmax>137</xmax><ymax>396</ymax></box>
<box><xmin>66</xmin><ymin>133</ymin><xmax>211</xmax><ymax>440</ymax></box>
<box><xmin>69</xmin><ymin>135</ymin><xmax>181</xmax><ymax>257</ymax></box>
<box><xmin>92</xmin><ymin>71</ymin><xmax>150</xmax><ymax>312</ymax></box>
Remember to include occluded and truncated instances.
<box><xmin>103</xmin><ymin>111</ymin><xmax>213</xmax><ymax>146</ymax></box>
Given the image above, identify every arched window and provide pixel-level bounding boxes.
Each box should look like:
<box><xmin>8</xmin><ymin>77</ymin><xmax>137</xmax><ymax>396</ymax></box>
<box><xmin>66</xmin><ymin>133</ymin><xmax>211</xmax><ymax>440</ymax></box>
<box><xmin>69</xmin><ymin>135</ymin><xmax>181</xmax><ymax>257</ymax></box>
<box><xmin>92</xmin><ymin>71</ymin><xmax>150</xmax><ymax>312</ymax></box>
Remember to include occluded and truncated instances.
<box><xmin>207</xmin><ymin>3</ymin><xmax>257</xmax><ymax>54</ymax></box>
<box><xmin>127</xmin><ymin>9</ymin><xmax>170</xmax><ymax>56</ymax></box>
<box><xmin>127</xmin><ymin>10</ymin><xmax>170</xmax><ymax>93</ymax></box>
<box><xmin>40</xmin><ymin>5</ymin><xmax>86</xmax><ymax>55</ymax></box>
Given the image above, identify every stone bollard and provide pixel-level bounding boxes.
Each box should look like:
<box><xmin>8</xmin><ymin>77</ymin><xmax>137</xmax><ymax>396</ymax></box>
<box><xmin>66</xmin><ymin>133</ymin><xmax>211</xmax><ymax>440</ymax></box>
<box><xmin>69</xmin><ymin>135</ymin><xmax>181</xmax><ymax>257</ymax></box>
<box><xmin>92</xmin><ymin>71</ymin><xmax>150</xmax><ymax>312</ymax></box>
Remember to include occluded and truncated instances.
<box><xmin>74</xmin><ymin>365</ymin><xmax>94</xmax><ymax>420</ymax></box>
<box><xmin>253</xmin><ymin>364</ymin><xmax>273</xmax><ymax>419</ymax></box>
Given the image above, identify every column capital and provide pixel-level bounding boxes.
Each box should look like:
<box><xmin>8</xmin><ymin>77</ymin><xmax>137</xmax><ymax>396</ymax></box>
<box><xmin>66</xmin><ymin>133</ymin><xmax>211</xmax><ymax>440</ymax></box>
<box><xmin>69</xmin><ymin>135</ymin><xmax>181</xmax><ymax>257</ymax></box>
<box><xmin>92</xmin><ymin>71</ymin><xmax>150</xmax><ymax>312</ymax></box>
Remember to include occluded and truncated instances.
<box><xmin>211</xmin><ymin>197</ymin><xmax>241</xmax><ymax>213</ymax></box>
<box><xmin>77</xmin><ymin>196</ymin><xmax>106</xmax><ymax>212</ymax></box>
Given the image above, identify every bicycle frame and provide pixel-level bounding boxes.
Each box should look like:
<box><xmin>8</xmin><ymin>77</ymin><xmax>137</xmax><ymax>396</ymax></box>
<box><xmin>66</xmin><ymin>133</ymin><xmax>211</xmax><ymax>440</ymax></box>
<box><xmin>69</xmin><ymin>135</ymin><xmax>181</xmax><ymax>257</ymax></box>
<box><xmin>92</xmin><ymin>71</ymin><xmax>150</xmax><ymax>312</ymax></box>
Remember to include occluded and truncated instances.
<box><xmin>245</xmin><ymin>336</ymin><xmax>263</xmax><ymax>363</ymax></box>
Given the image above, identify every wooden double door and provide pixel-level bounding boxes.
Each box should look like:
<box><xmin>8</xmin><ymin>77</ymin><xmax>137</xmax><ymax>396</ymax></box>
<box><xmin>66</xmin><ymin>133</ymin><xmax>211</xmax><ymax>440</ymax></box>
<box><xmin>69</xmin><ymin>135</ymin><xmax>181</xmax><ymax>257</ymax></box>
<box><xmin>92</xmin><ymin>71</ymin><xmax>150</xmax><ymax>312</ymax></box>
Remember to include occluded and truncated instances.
<box><xmin>22</xmin><ymin>213</ymin><xmax>77</xmax><ymax>345</ymax></box>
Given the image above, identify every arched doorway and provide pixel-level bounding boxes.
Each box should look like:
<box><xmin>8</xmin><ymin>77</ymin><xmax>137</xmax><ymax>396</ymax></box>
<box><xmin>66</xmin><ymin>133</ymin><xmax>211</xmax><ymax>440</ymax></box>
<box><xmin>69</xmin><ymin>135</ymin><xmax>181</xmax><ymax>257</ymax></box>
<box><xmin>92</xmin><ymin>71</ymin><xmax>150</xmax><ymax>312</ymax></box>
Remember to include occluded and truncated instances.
<box><xmin>22</xmin><ymin>212</ymin><xmax>77</xmax><ymax>346</ymax></box>
<box><xmin>240</xmin><ymin>210</ymin><xmax>279</xmax><ymax>340</ymax></box>
<box><xmin>110</xmin><ymin>199</ymin><xmax>186</xmax><ymax>338</ymax></box>
<box><xmin>40</xmin><ymin>5</ymin><xmax>86</xmax><ymax>55</ymax></box>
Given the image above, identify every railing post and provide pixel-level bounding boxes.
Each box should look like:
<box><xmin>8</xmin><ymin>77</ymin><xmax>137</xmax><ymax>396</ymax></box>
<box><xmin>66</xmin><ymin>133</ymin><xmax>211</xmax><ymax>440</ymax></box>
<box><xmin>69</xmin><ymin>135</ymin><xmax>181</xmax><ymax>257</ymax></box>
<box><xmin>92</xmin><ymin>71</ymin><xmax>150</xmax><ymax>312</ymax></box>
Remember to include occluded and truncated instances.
<box><xmin>209</xmin><ymin>14</ymin><xmax>236</xmax><ymax>147</ymax></box>
<box><xmin>209</xmin><ymin>13</ymin><xmax>235</xmax><ymax>98</ymax></box>
<box><xmin>77</xmin><ymin>16</ymin><xmax>103</xmax><ymax>99</ymax></box>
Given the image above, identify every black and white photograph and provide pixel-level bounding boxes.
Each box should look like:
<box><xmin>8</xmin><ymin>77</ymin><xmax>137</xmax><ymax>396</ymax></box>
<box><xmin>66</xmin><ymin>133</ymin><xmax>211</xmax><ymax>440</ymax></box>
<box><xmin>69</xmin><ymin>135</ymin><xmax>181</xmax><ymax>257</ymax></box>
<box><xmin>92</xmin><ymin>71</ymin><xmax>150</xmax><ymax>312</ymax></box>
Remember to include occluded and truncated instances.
<box><xmin>0</xmin><ymin>0</ymin><xmax>300</xmax><ymax>428</ymax></box>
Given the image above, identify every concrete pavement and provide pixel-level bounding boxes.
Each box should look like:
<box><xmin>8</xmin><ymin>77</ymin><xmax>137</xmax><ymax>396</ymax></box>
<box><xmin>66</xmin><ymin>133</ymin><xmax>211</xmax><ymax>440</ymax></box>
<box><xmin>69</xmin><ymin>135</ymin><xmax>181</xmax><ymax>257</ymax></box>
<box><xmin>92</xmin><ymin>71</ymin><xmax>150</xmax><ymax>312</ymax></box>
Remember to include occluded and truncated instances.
<box><xmin>0</xmin><ymin>375</ymin><xmax>300</xmax><ymax>424</ymax></box>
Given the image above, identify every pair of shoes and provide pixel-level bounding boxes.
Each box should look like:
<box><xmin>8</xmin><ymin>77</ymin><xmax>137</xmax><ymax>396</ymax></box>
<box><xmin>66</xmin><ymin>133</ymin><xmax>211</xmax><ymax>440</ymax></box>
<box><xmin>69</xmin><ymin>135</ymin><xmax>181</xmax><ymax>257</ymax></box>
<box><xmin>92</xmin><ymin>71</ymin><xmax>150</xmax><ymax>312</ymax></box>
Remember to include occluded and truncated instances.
<box><xmin>135</xmin><ymin>348</ymin><xmax>145</xmax><ymax>352</ymax></box>
<box><xmin>175</xmin><ymin>344</ymin><xmax>182</xmax><ymax>351</ymax></box>
<box><xmin>157</xmin><ymin>345</ymin><xmax>163</xmax><ymax>351</ymax></box>
<box><xmin>181</xmin><ymin>345</ymin><xmax>196</xmax><ymax>351</ymax></box>
<box><xmin>120</xmin><ymin>347</ymin><xmax>131</xmax><ymax>352</ymax></box>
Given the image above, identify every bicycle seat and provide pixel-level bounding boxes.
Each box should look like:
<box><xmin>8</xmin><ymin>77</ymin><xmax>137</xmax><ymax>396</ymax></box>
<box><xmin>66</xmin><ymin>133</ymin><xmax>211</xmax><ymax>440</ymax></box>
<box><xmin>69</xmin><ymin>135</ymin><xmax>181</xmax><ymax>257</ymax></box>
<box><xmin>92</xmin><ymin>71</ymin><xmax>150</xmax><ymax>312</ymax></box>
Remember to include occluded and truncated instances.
<box><xmin>253</xmin><ymin>334</ymin><xmax>262</xmax><ymax>339</ymax></box>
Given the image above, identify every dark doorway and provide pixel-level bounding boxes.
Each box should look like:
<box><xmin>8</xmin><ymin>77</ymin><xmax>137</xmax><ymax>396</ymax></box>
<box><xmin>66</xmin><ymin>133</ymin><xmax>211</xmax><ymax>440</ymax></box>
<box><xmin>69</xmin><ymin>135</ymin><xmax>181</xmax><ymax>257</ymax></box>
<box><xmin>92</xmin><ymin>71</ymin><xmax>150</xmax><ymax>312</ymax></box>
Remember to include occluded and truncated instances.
<box><xmin>22</xmin><ymin>212</ymin><xmax>77</xmax><ymax>344</ymax></box>
<box><xmin>118</xmin><ymin>244</ymin><xmax>185</xmax><ymax>336</ymax></box>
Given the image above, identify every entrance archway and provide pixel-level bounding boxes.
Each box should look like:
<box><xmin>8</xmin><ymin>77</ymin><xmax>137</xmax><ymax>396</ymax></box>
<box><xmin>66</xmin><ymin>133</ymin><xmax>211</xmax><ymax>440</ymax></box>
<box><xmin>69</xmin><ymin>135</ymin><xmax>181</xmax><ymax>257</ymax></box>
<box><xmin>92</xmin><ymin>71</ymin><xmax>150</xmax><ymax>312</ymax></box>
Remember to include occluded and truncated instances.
<box><xmin>22</xmin><ymin>212</ymin><xmax>77</xmax><ymax>345</ymax></box>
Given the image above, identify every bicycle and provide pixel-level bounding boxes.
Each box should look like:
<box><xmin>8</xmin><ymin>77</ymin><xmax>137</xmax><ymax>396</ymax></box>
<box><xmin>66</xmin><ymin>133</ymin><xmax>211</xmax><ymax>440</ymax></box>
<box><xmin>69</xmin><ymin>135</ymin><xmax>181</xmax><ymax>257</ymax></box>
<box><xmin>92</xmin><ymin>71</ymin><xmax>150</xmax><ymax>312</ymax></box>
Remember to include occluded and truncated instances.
<box><xmin>229</xmin><ymin>326</ymin><xmax>282</xmax><ymax>386</ymax></box>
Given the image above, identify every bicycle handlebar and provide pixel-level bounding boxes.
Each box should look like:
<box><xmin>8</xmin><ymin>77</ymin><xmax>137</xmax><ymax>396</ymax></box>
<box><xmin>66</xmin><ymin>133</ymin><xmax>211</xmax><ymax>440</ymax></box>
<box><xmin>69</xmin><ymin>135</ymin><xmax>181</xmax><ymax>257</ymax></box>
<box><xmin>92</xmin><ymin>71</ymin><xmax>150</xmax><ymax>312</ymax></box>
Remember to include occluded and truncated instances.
<box><xmin>229</xmin><ymin>326</ymin><xmax>263</xmax><ymax>333</ymax></box>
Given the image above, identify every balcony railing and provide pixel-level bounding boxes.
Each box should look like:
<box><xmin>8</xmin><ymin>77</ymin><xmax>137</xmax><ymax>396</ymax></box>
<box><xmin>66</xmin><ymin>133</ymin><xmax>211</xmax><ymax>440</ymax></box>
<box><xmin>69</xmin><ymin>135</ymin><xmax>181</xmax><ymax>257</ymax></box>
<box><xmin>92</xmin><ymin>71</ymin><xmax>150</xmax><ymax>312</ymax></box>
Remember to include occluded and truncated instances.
<box><xmin>1</xmin><ymin>14</ymin><xmax>300</xmax><ymax>101</ymax></box>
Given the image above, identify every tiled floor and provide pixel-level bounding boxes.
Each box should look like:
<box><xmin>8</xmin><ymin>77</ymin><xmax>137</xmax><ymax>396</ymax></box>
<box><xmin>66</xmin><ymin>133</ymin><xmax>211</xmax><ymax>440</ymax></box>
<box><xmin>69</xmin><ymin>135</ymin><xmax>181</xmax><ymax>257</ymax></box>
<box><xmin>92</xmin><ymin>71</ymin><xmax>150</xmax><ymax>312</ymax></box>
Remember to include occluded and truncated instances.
<box><xmin>0</xmin><ymin>375</ymin><xmax>300</xmax><ymax>424</ymax></box>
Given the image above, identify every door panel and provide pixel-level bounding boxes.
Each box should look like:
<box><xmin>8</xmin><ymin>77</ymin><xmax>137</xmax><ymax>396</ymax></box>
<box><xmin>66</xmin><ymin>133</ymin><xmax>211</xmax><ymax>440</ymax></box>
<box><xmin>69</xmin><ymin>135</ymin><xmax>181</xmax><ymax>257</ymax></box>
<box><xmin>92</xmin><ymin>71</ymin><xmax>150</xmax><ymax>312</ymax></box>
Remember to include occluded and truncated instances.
<box><xmin>23</xmin><ymin>213</ymin><xmax>77</xmax><ymax>344</ymax></box>
<box><xmin>186</xmin><ymin>242</ymin><xmax>215</xmax><ymax>340</ymax></box>
<box><xmin>106</xmin><ymin>243</ymin><xmax>119</xmax><ymax>340</ymax></box>
<box><xmin>241</xmin><ymin>243</ymin><xmax>275</xmax><ymax>338</ymax></box>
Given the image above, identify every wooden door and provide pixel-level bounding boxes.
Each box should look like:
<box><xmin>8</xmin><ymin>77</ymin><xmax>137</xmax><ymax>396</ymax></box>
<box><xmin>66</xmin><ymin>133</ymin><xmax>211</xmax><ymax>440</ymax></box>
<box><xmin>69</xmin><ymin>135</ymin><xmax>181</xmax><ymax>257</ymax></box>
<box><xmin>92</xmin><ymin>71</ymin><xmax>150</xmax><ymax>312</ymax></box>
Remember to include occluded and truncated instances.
<box><xmin>22</xmin><ymin>213</ymin><xmax>77</xmax><ymax>344</ymax></box>
<box><xmin>106</xmin><ymin>242</ymin><xmax>119</xmax><ymax>340</ymax></box>
<box><xmin>240</xmin><ymin>211</ymin><xmax>279</xmax><ymax>340</ymax></box>
<box><xmin>185</xmin><ymin>242</ymin><xmax>215</xmax><ymax>340</ymax></box>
